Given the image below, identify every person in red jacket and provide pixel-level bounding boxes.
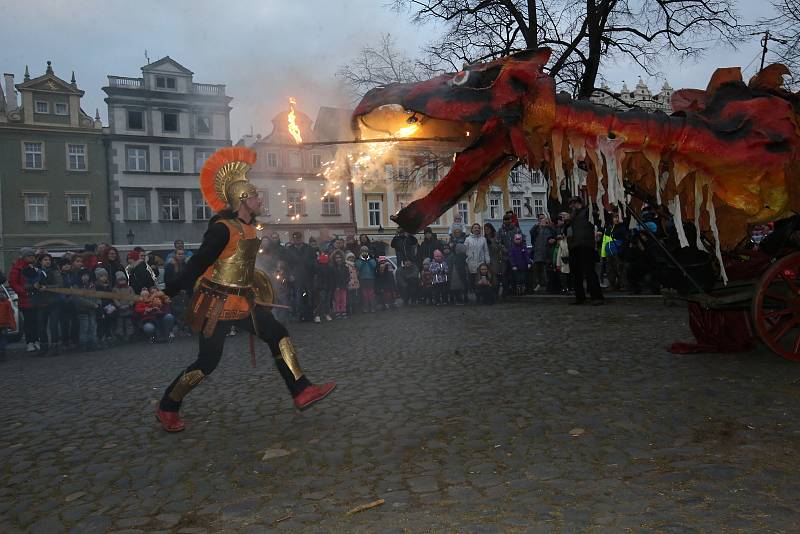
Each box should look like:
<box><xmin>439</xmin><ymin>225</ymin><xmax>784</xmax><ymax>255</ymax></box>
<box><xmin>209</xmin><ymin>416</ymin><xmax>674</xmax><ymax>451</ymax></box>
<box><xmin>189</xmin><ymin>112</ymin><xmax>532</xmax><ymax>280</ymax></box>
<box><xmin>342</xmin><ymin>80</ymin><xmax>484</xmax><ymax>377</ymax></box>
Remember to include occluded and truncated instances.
<box><xmin>8</xmin><ymin>247</ymin><xmax>39</xmax><ymax>352</ymax></box>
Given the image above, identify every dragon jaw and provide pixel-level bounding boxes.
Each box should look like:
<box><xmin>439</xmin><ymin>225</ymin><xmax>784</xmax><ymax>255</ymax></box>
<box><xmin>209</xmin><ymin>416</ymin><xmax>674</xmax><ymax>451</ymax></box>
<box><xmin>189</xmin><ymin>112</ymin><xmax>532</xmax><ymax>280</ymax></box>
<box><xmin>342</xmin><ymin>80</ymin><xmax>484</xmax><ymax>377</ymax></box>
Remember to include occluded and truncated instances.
<box><xmin>352</xmin><ymin>49</ymin><xmax>555</xmax><ymax>233</ymax></box>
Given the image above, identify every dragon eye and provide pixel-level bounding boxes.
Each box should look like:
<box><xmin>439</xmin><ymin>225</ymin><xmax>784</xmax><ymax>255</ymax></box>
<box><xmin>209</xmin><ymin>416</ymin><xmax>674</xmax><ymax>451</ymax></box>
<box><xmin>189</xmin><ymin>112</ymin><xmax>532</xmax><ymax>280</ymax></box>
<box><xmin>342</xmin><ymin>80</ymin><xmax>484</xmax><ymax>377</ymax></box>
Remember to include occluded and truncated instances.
<box><xmin>452</xmin><ymin>70</ymin><xmax>470</xmax><ymax>86</ymax></box>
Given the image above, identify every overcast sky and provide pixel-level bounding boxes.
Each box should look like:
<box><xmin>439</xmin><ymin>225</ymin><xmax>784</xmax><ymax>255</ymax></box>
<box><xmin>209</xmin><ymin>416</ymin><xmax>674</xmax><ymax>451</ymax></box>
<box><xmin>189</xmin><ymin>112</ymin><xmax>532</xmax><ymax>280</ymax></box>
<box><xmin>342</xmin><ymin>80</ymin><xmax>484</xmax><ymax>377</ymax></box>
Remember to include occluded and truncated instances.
<box><xmin>2</xmin><ymin>1</ymin><xmax>777</xmax><ymax>141</ymax></box>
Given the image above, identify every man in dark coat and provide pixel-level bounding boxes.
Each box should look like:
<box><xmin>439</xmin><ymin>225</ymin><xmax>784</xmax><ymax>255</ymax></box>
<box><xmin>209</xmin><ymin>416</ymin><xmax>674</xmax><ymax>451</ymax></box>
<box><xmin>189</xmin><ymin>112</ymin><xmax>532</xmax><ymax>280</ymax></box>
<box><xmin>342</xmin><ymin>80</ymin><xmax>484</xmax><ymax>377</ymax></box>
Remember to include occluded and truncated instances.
<box><xmin>391</xmin><ymin>229</ymin><xmax>418</xmax><ymax>265</ymax></box>
<box><xmin>565</xmin><ymin>197</ymin><xmax>604</xmax><ymax>304</ymax></box>
<box><xmin>417</xmin><ymin>227</ymin><xmax>443</xmax><ymax>266</ymax></box>
<box><xmin>284</xmin><ymin>231</ymin><xmax>317</xmax><ymax>321</ymax></box>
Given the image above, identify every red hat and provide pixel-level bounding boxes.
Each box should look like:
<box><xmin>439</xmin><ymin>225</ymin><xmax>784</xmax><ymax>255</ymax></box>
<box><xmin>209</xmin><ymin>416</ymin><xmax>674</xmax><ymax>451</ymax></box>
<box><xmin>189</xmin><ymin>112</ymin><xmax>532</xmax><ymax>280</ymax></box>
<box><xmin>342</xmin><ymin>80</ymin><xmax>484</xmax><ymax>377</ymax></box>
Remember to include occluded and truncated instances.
<box><xmin>317</xmin><ymin>252</ymin><xmax>330</xmax><ymax>265</ymax></box>
<box><xmin>378</xmin><ymin>256</ymin><xmax>387</xmax><ymax>263</ymax></box>
<box><xmin>127</xmin><ymin>250</ymin><xmax>140</xmax><ymax>261</ymax></box>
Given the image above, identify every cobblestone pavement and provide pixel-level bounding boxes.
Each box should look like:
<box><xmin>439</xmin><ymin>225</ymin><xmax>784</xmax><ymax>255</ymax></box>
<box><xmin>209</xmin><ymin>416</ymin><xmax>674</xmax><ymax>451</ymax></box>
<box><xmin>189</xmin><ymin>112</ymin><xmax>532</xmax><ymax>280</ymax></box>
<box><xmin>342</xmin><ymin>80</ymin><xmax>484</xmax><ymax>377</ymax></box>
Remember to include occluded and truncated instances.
<box><xmin>2</xmin><ymin>300</ymin><xmax>800</xmax><ymax>533</ymax></box>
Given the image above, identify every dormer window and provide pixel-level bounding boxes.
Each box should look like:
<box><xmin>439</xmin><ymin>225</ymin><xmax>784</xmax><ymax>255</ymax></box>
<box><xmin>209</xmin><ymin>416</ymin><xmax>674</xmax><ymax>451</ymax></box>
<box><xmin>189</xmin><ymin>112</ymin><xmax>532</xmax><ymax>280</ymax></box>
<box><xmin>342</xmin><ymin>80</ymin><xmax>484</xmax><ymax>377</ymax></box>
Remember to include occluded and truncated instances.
<box><xmin>35</xmin><ymin>101</ymin><xmax>49</xmax><ymax>114</ymax></box>
<box><xmin>156</xmin><ymin>76</ymin><xmax>177</xmax><ymax>90</ymax></box>
<box><xmin>55</xmin><ymin>103</ymin><xmax>68</xmax><ymax>115</ymax></box>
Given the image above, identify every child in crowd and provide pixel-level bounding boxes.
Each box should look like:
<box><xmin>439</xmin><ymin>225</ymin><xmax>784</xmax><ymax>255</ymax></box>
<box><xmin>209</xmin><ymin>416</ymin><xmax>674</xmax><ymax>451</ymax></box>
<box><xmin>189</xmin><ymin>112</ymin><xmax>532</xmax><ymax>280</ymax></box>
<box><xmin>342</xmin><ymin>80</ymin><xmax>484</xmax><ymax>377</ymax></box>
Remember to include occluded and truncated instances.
<box><xmin>112</xmin><ymin>271</ymin><xmax>135</xmax><ymax>340</ymax></box>
<box><xmin>429</xmin><ymin>250</ymin><xmax>449</xmax><ymax>305</ymax></box>
<box><xmin>314</xmin><ymin>253</ymin><xmax>334</xmax><ymax>323</ymax></box>
<box><xmin>449</xmin><ymin>243</ymin><xmax>468</xmax><ymax>304</ymax></box>
<box><xmin>345</xmin><ymin>252</ymin><xmax>360</xmax><ymax>316</ymax></box>
<box><xmin>74</xmin><ymin>270</ymin><xmax>99</xmax><ymax>351</ymax></box>
<box><xmin>396</xmin><ymin>258</ymin><xmax>420</xmax><ymax>305</ymax></box>
<box><xmin>374</xmin><ymin>256</ymin><xmax>396</xmax><ymax>310</ymax></box>
<box><xmin>355</xmin><ymin>246</ymin><xmax>377</xmax><ymax>313</ymax></box>
<box><xmin>94</xmin><ymin>268</ymin><xmax>114</xmax><ymax>346</ymax></box>
<box><xmin>508</xmin><ymin>233</ymin><xmax>532</xmax><ymax>295</ymax></box>
<box><xmin>331</xmin><ymin>252</ymin><xmax>350</xmax><ymax>318</ymax></box>
<box><xmin>420</xmin><ymin>258</ymin><xmax>434</xmax><ymax>304</ymax></box>
<box><xmin>475</xmin><ymin>263</ymin><xmax>496</xmax><ymax>304</ymax></box>
<box><xmin>134</xmin><ymin>288</ymin><xmax>175</xmax><ymax>342</ymax></box>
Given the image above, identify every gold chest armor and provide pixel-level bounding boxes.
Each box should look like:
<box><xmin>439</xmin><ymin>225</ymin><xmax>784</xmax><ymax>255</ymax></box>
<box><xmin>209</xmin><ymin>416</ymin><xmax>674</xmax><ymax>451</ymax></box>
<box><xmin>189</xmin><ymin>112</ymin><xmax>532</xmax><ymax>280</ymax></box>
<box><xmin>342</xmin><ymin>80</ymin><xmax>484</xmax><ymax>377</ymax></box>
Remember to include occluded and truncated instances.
<box><xmin>208</xmin><ymin>221</ymin><xmax>262</xmax><ymax>288</ymax></box>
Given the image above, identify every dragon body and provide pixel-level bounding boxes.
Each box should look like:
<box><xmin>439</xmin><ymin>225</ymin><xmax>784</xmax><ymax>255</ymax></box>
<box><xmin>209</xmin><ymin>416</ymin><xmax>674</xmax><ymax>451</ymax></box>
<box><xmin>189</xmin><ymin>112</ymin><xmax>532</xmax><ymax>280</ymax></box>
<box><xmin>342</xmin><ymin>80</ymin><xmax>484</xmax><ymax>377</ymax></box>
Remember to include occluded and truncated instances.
<box><xmin>352</xmin><ymin>48</ymin><xmax>800</xmax><ymax>273</ymax></box>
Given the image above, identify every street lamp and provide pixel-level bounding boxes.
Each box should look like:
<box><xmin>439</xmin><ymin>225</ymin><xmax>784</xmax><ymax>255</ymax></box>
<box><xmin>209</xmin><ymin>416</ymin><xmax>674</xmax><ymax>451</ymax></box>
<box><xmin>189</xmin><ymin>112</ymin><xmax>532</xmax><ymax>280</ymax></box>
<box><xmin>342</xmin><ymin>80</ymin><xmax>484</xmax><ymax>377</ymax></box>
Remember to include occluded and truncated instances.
<box><xmin>126</xmin><ymin>229</ymin><xmax>135</xmax><ymax>245</ymax></box>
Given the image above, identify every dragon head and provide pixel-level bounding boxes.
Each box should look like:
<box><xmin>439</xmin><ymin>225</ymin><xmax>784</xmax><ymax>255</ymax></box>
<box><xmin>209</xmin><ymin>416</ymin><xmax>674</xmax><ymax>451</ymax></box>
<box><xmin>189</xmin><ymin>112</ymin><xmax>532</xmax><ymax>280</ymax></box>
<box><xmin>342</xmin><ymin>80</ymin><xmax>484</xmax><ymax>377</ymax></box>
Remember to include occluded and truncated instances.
<box><xmin>352</xmin><ymin>48</ymin><xmax>556</xmax><ymax>232</ymax></box>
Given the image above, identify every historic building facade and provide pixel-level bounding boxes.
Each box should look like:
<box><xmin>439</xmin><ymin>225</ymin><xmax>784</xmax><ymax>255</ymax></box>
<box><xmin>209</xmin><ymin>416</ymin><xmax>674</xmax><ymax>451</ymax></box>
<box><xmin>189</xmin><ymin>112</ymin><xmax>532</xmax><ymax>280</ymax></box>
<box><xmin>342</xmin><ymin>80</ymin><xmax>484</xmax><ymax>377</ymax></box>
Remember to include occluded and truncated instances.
<box><xmin>0</xmin><ymin>61</ymin><xmax>108</xmax><ymax>267</ymax></box>
<box><xmin>103</xmin><ymin>57</ymin><xmax>232</xmax><ymax>248</ymax></box>
<box><xmin>246</xmin><ymin>105</ymin><xmax>355</xmax><ymax>243</ymax></box>
<box><xmin>590</xmin><ymin>78</ymin><xmax>674</xmax><ymax>113</ymax></box>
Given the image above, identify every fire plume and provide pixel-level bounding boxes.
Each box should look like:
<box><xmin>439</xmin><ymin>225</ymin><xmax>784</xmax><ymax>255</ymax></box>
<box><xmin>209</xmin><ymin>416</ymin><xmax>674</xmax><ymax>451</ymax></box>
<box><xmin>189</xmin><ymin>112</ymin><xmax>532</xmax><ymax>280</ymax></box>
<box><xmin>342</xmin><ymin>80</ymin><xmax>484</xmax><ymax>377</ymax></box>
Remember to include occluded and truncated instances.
<box><xmin>287</xmin><ymin>97</ymin><xmax>302</xmax><ymax>144</ymax></box>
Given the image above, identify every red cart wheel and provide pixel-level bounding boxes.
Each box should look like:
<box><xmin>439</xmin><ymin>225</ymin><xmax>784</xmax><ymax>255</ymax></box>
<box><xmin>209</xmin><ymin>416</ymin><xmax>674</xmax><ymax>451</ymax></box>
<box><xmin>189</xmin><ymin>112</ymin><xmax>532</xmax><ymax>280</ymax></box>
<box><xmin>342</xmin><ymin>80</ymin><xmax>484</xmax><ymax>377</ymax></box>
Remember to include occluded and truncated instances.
<box><xmin>752</xmin><ymin>251</ymin><xmax>800</xmax><ymax>361</ymax></box>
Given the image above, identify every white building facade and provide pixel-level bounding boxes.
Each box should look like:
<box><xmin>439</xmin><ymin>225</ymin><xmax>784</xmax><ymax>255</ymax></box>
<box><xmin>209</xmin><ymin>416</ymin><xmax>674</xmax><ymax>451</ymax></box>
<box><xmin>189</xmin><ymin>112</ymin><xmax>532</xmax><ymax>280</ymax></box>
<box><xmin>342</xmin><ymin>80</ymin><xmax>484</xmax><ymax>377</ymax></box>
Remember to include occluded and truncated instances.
<box><xmin>102</xmin><ymin>56</ymin><xmax>232</xmax><ymax>248</ymax></box>
<box><xmin>590</xmin><ymin>78</ymin><xmax>673</xmax><ymax>113</ymax></box>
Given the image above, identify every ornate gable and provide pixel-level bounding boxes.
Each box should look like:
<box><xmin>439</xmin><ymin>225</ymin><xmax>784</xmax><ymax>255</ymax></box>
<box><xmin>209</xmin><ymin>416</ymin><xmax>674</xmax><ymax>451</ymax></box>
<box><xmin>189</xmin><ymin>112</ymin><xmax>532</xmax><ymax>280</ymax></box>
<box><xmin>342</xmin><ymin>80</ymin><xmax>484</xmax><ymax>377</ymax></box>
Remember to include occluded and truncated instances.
<box><xmin>141</xmin><ymin>56</ymin><xmax>193</xmax><ymax>75</ymax></box>
<box><xmin>15</xmin><ymin>61</ymin><xmax>84</xmax><ymax>96</ymax></box>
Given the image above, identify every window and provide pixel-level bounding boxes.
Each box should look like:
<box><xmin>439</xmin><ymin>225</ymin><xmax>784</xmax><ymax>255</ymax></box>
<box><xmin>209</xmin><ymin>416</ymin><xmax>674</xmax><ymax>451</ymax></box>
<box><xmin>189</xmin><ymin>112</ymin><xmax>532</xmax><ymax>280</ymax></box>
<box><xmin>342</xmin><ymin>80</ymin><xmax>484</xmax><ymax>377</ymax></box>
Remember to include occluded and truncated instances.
<box><xmin>193</xmin><ymin>191</ymin><xmax>212</xmax><ymax>220</ymax></box>
<box><xmin>195</xmin><ymin>149</ymin><xmax>213</xmax><ymax>172</ymax></box>
<box><xmin>24</xmin><ymin>142</ymin><xmax>44</xmax><ymax>169</ymax></box>
<box><xmin>533</xmin><ymin>198</ymin><xmax>544</xmax><ymax>215</ymax></box>
<box><xmin>161</xmin><ymin>148</ymin><xmax>181</xmax><ymax>172</ymax></box>
<box><xmin>427</xmin><ymin>158</ymin><xmax>439</xmax><ymax>181</ymax></box>
<box><xmin>322</xmin><ymin>195</ymin><xmax>339</xmax><ymax>215</ymax></box>
<box><xmin>384</xmin><ymin>163</ymin><xmax>393</xmax><ymax>180</ymax></box>
<box><xmin>531</xmin><ymin>171</ymin><xmax>542</xmax><ymax>185</ymax></box>
<box><xmin>67</xmin><ymin>144</ymin><xmax>87</xmax><ymax>170</ymax></box>
<box><xmin>127</xmin><ymin>110</ymin><xmax>144</xmax><ymax>130</ymax></box>
<box><xmin>267</xmin><ymin>153</ymin><xmax>278</xmax><ymax>167</ymax></box>
<box><xmin>396</xmin><ymin>194</ymin><xmax>410</xmax><ymax>212</ymax></box>
<box><xmin>489</xmin><ymin>196</ymin><xmax>501</xmax><ymax>219</ymax></box>
<box><xmin>126</xmin><ymin>195</ymin><xmax>148</xmax><ymax>220</ymax></box>
<box><xmin>287</xmin><ymin>189</ymin><xmax>305</xmax><ymax>216</ymax></box>
<box><xmin>311</xmin><ymin>154</ymin><xmax>322</xmax><ymax>169</ymax></box>
<box><xmin>55</xmin><ymin>103</ymin><xmax>68</xmax><ymax>115</ymax></box>
<box><xmin>24</xmin><ymin>194</ymin><xmax>48</xmax><ymax>222</ymax></box>
<box><xmin>510</xmin><ymin>168</ymin><xmax>521</xmax><ymax>184</ymax></box>
<box><xmin>288</xmin><ymin>151</ymin><xmax>301</xmax><ymax>169</ymax></box>
<box><xmin>160</xmin><ymin>194</ymin><xmax>182</xmax><ymax>221</ymax></box>
<box><xmin>368</xmin><ymin>199</ymin><xmax>382</xmax><ymax>226</ymax></box>
<box><xmin>67</xmin><ymin>195</ymin><xmax>89</xmax><ymax>222</ymax></box>
<box><xmin>257</xmin><ymin>190</ymin><xmax>269</xmax><ymax>215</ymax></box>
<box><xmin>458</xmin><ymin>201</ymin><xmax>469</xmax><ymax>225</ymax></box>
<box><xmin>397</xmin><ymin>158</ymin><xmax>412</xmax><ymax>180</ymax></box>
<box><xmin>127</xmin><ymin>147</ymin><xmax>147</xmax><ymax>171</ymax></box>
<box><xmin>35</xmin><ymin>101</ymin><xmax>49</xmax><ymax>114</ymax></box>
<box><xmin>511</xmin><ymin>195</ymin><xmax>523</xmax><ymax>218</ymax></box>
<box><xmin>196</xmin><ymin>115</ymin><xmax>212</xmax><ymax>134</ymax></box>
<box><xmin>156</xmin><ymin>76</ymin><xmax>176</xmax><ymax>89</ymax></box>
<box><xmin>162</xmin><ymin>112</ymin><xmax>179</xmax><ymax>132</ymax></box>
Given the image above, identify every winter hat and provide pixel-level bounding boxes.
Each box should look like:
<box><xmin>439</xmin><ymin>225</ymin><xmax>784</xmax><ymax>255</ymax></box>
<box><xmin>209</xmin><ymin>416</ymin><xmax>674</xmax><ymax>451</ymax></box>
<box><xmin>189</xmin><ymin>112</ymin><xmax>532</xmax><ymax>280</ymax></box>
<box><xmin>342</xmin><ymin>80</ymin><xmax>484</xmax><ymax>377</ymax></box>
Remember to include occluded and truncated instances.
<box><xmin>378</xmin><ymin>255</ymin><xmax>387</xmax><ymax>264</ymax></box>
<box><xmin>94</xmin><ymin>267</ymin><xmax>108</xmax><ymax>279</ymax></box>
<box><xmin>318</xmin><ymin>253</ymin><xmax>330</xmax><ymax>265</ymax></box>
<box><xmin>422</xmin><ymin>257</ymin><xmax>432</xmax><ymax>267</ymax></box>
<box><xmin>20</xmin><ymin>247</ymin><xmax>35</xmax><ymax>258</ymax></box>
<box><xmin>513</xmin><ymin>233</ymin><xmax>523</xmax><ymax>243</ymax></box>
<box><xmin>359</xmin><ymin>246</ymin><xmax>370</xmax><ymax>254</ymax></box>
<box><xmin>345</xmin><ymin>252</ymin><xmax>356</xmax><ymax>262</ymax></box>
<box><xmin>127</xmin><ymin>250</ymin><xmax>141</xmax><ymax>261</ymax></box>
<box><xmin>115</xmin><ymin>271</ymin><xmax>128</xmax><ymax>282</ymax></box>
<box><xmin>433</xmin><ymin>250</ymin><xmax>444</xmax><ymax>261</ymax></box>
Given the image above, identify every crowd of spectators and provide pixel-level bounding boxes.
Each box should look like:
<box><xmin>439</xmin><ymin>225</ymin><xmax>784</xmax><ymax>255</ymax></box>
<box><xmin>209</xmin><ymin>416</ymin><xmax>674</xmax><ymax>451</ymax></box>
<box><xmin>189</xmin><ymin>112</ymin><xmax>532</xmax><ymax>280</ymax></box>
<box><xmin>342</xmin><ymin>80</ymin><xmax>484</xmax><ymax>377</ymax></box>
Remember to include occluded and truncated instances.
<box><xmin>0</xmin><ymin>196</ymin><xmax>697</xmax><ymax>356</ymax></box>
<box><xmin>0</xmin><ymin>240</ymin><xmax>190</xmax><ymax>355</ymax></box>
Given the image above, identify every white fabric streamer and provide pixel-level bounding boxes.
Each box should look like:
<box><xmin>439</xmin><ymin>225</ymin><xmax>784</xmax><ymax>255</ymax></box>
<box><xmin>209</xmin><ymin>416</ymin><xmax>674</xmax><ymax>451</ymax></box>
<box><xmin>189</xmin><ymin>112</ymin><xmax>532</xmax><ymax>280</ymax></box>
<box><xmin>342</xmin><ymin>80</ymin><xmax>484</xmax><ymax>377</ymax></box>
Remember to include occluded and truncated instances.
<box><xmin>670</xmin><ymin>194</ymin><xmax>690</xmax><ymax>248</ymax></box>
<box><xmin>705</xmin><ymin>184</ymin><xmax>728</xmax><ymax>285</ymax></box>
<box><xmin>694</xmin><ymin>176</ymin><xmax>708</xmax><ymax>252</ymax></box>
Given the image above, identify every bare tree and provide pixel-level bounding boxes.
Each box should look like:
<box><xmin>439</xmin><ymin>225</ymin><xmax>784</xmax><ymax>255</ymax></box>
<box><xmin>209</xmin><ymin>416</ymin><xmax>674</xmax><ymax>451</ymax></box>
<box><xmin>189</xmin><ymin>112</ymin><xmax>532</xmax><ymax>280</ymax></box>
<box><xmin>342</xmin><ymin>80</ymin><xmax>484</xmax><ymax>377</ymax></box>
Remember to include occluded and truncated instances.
<box><xmin>381</xmin><ymin>0</ymin><xmax>742</xmax><ymax>99</ymax></box>
<box><xmin>758</xmin><ymin>1</ymin><xmax>800</xmax><ymax>83</ymax></box>
<box><xmin>336</xmin><ymin>33</ymin><xmax>437</xmax><ymax>100</ymax></box>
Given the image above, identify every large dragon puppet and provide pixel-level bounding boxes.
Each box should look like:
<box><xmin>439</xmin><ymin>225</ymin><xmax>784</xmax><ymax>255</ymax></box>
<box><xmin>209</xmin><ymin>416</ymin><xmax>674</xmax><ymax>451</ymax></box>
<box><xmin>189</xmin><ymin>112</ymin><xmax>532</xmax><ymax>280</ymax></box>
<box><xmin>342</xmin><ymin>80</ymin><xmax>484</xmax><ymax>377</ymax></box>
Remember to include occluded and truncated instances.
<box><xmin>352</xmin><ymin>48</ymin><xmax>800</xmax><ymax>280</ymax></box>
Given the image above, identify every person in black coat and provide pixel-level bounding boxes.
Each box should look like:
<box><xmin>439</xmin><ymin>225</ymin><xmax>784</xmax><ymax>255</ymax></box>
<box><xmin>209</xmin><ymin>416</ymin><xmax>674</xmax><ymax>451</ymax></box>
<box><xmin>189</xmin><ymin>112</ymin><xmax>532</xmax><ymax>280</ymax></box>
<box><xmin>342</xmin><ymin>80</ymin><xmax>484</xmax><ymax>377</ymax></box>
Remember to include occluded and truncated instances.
<box><xmin>284</xmin><ymin>231</ymin><xmax>316</xmax><ymax>321</ymax></box>
<box><xmin>391</xmin><ymin>229</ymin><xmax>418</xmax><ymax>265</ymax></box>
<box><xmin>417</xmin><ymin>227</ymin><xmax>444</xmax><ymax>266</ymax></box>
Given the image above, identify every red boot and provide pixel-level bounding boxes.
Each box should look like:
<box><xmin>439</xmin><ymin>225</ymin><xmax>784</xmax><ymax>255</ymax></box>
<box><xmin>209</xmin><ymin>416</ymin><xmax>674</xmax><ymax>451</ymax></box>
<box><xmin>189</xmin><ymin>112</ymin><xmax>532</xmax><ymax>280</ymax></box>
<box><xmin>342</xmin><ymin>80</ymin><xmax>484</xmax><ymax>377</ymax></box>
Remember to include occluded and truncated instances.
<box><xmin>156</xmin><ymin>408</ymin><xmax>185</xmax><ymax>432</ymax></box>
<box><xmin>294</xmin><ymin>382</ymin><xmax>336</xmax><ymax>411</ymax></box>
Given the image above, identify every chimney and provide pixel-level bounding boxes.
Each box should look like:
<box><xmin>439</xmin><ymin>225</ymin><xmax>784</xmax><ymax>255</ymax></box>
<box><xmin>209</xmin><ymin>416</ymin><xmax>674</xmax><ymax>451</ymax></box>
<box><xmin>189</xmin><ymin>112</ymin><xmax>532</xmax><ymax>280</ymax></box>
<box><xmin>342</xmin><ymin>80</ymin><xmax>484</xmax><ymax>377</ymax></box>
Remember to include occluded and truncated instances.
<box><xmin>3</xmin><ymin>73</ymin><xmax>17</xmax><ymax>112</ymax></box>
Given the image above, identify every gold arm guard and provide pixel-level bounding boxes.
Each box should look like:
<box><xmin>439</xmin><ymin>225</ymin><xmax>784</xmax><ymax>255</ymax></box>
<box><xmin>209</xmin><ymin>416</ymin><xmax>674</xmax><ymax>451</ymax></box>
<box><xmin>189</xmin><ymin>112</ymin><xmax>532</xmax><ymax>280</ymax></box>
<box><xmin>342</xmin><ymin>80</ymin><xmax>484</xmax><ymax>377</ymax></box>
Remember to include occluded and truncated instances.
<box><xmin>253</xmin><ymin>268</ymin><xmax>275</xmax><ymax>305</ymax></box>
<box><xmin>168</xmin><ymin>369</ymin><xmax>205</xmax><ymax>402</ymax></box>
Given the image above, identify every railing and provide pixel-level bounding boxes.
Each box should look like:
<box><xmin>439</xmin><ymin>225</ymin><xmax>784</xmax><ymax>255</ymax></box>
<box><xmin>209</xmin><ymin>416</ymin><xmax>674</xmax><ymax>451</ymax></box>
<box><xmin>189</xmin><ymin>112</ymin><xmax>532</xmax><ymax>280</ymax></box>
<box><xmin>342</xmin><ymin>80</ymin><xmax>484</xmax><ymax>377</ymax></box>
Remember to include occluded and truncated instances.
<box><xmin>192</xmin><ymin>83</ymin><xmax>225</xmax><ymax>96</ymax></box>
<box><xmin>108</xmin><ymin>76</ymin><xmax>143</xmax><ymax>88</ymax></box>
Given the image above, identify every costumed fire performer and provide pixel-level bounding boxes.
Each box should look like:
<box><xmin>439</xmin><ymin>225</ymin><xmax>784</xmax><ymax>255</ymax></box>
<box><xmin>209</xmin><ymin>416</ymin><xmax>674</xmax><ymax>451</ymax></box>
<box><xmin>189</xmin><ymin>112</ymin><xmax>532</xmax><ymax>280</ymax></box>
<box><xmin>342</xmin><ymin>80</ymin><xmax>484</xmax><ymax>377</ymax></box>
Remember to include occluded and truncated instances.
<box><xmin>155</xmin><ymin>147</ymin><xmax>336</xmax><ymax>432</ymax></box>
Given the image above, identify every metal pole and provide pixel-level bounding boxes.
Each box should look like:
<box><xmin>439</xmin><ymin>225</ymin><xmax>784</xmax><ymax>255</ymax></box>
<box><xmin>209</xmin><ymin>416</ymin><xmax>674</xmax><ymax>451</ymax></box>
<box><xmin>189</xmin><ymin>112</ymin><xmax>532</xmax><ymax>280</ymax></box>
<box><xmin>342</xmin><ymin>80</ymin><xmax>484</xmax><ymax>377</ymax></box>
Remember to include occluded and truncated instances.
<box><xmin>760</xmin><ymin>30</ymin><xmax>769</xmax><ymax>72</ymax></box>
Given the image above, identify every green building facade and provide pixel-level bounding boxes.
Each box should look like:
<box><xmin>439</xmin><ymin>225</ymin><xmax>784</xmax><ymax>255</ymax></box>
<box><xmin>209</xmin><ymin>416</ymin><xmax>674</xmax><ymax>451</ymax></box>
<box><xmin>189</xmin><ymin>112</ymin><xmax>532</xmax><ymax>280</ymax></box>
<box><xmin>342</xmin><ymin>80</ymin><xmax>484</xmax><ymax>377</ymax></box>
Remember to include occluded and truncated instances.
<box><xmin>0</xmin><ymin>62</ymin><xmax>110</xmax><ymax>268</ymax></box>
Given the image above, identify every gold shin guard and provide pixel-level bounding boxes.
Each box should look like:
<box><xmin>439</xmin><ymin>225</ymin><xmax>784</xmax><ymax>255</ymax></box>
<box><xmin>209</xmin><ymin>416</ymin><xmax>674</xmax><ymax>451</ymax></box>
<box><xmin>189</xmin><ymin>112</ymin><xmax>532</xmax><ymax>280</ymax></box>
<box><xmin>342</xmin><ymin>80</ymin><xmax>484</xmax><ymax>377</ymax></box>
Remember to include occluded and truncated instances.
<box><xmin>278</xmin><ymin>337</ymin><xmax>304</xmax><ymax>380</ymax></box>
<box><xmin>168</xmin><ymin>369</ymin><xmax>206</xmax><ymax>402</ymax></box>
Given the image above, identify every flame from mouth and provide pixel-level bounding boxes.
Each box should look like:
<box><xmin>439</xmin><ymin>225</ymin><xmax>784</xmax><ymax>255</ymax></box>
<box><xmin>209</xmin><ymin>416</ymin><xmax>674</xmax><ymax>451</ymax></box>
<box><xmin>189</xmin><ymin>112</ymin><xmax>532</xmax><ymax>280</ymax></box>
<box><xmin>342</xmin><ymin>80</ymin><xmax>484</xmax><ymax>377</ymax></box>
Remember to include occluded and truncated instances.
<box><xmin>287</xmin><ymin>97</ymin><xmax>302</xmax><ymax>144</ymax></box>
